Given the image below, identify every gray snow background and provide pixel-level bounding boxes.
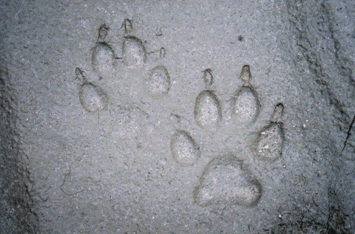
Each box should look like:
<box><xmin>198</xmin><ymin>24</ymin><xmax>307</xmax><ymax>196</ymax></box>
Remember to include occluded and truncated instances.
<box><xmin>1</xmin><ymin>0</ymin><xmax>355</xmax><ymax>233</ymax></box>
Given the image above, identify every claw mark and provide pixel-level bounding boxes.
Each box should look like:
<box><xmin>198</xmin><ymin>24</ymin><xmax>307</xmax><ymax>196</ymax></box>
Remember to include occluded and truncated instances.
<box><xmin>97</xmin><ymin>23</ymin><xmax>109</xmax><ymax>41</ymax></box>
<box><xmin>202</xmin><ymin>68</ymin><xmax>213</xmax><ymax>88</ymax></box>
<box><xmin>160</xmin><ymin>47</ymin><xmax>166</xmax><ymax>58</ymax></box>
<box><xmin>156</xmin><ymin>27</ymin><xmax>163</xmax><ymax>36</ymax></box>
<box><xmin>123</xmin><ymin>18</ymin><xmax>133</xmax><ymax>35</ymax></box>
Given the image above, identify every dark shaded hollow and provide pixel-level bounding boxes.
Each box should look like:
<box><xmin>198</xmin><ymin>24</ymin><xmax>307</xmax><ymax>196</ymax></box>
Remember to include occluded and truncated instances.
<box><xmin>0</xmin><ymin>59</ymin><xmax>39</xmax><ymax>233</ymax></box>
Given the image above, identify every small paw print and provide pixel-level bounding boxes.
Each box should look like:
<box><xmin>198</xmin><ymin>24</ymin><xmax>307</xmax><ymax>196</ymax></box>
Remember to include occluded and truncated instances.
<box><xmin>74</xmin><ymin>18</ymin><xmax>169</xmax><ymax>120</ymax></box>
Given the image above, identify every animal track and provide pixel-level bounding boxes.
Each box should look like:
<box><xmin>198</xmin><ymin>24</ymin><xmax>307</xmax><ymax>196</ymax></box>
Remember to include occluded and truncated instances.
<box><xmin>171</xmin><ymin>65</ymin><xmax>285</xmax><ymax>207</ymax></box>
<box><xmin>75</xmin><ymin>20</ymin><xmax>286</xmax><ymax>210</ymax></box>
<box><xmin>75</xmin><ymin>67</ymin><xmax>108</xmax><ymax>112</ymax></box>
<box><xmin>230</xmin><ymin>65</ymin><xmax>260</xmax><ymax>126</ymax></box>
<box><xmin>194</xmin><ymin>69</ymin><xmax>222</xmax><ymax>130</ymax></box>
<box><xmin>193</xmin><ymin>155</ymin><xmax>262</xmax><ymax>207</ymax></box>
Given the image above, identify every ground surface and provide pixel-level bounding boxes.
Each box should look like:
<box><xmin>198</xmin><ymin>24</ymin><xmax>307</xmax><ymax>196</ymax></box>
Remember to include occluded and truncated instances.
<box><xmin>0</xmin><ymin>0</ymin><xmax>354</xmax><ymax>233</ymax></box>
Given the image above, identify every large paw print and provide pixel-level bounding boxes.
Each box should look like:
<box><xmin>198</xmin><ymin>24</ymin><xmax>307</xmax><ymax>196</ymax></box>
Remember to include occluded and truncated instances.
<box><xmin>171</xmin><ymin>65</ymin><xmax>285</xmax><ymax>207</ymax></box>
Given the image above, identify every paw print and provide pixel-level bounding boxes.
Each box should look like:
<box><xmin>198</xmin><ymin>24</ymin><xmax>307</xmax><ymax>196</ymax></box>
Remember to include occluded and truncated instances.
<box><xmin>171</xmin><ymin>65</ymin><xmax>285</xmax><ymax>207</ymax></box>
<box><xmin>74</xmin><ymin>19</ymin><xmax>168</xmax><ymax>133</ymax></box>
